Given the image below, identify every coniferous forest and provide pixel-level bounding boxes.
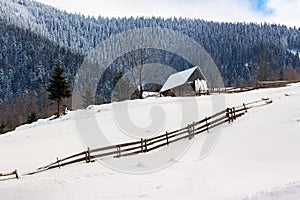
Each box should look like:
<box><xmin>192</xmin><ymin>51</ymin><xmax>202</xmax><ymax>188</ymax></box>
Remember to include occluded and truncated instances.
<box><xmin>0</xmin><ymin>0</ymin><xmax>300</xmax><ymax>131</ymax></box>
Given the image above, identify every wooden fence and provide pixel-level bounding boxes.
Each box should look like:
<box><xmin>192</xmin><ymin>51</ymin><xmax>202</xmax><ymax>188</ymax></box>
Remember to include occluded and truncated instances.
<box><xmin>0</xmin><ymin>99</ymin><xmax>272</xmax><ymax>180</ymax></box>
<box><xmin>0</xmin><ymin>170</ymin><xmax>20</xmax><ymax>180</ymax></box>
<box><xmin>211</xmin><ymin>80</ymin><xmax>300</xmax><ymax>94</ymax></box>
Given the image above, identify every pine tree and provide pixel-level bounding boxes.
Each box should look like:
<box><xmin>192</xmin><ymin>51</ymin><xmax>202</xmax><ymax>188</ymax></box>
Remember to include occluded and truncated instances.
<box><xmin>279</xmin><ymin>69</ymin><xmax>284</xmax><ymax>80</ymax></box>
<box><xmin>0</xmin><ymin>121</ymin><xmax>6</xmax><ymax>134</ymax></box>
<box><xmin>27</xmin><ymin>111</ymin><xmax>38</xmax><ymax>124</ymax></box>
<box><xmin>47</xmin><ymin>58</ymin><xmax>72</xmax><ymax>117</ymax></box>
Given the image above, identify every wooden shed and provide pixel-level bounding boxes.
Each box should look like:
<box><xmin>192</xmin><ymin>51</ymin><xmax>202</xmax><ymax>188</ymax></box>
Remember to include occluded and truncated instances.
<box><xmin>160</xmin><ymin>66</ymin><xmax>208</xmax><ymax>97</ymax></box>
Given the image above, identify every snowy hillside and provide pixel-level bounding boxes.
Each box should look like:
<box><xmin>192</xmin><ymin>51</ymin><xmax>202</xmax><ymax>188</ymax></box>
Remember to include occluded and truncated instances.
<box><xmin>1</xmin><ymin>83</ymin><xmax>300</xmax><ymax>200</ymax></box>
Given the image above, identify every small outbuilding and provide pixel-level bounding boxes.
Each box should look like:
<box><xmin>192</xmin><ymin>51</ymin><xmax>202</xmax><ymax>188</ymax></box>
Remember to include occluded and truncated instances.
<box><xmin>160</xmin><ymin>66</ymin><xmax>209</xmax><ymax>97</ymax></box>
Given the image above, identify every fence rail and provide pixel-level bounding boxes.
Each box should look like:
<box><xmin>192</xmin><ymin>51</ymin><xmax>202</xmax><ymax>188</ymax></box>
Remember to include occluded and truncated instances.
<box><xmin>211</xmin><ymin>80</ymin><xmax>300</xmax><ymax>94</ymax></box>
<box><xmin>0</xmin><ymin>99</ymin><xmax>272</xmax><ymax>180</ymax></box>
<box><xmin>0</xmin><ymin>169</ymin><xmax>20</xmax><ymax>180</ymax></box>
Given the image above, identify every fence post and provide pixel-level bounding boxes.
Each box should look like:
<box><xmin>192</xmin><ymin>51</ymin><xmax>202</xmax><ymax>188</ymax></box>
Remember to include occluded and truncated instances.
<box><xmin>233</xmin><ymin>107</ymin><xmax>236</xmax><ymax>120</ymax></box>
<box><xmin>243</xmin><ymin>103</ymin><xmax>248</xmax><ymax>113</ymax></box>
<box><xmin>166</xmin><ymin>131</ymin><xmax>169</xmax><ymax>145</ymax></box>
<box><xmin>226</xmin><ymin>108</ymin><xmax>234</xmax><ymax>123</ymax></box>
<box><xmin>205</xmin><ymin>117</ymin><xmax>209</xmax><ymax>132</ymax></box>
<box><xmin>85</xmin><ymin>147</ymin><xmax>91</xmax><ymax>163</ymax></box>
<box><xmin>116</xmin><ymin>145</ymin><xmax>121</xmax><ymax>158</ymax></box>
<box><xmin>188</xmin><ymin>124</ymin><xmax>191</xmax><ymax>139</ymax></box>
<box><xmin>226</xmin><ymin>108</ymin><xmax>231</xmax><ymax>123</ymax></box>
<box><xmin>193</xmin><ymin>121</ymin><xmax>195</xmax><ymax>137</ymax></box>
<box><xmin>188</xmin><ymin>122</ymin><xmax>195</xmax><ymax>140</ymax></box>
<box><xmin>229</xmin><ymin>108</ymin><xmax>232</xmax><ymax>122</ymax></box>
<box><xmin>144</xmin><ymin>139</ymin><xmax>147</xmax><ymax>152</ymax></box>
<box><xmin>15</xmin><ymin>169</ymin><xmax>19</xmax><ymax>179</ymax></box>
<box><xmin>56</xmin><ymin>157</ymin><xmax>61</xmax><ymax>169</ymax></box>
<box><xmin>141</xmin><ymin>138</ymin><xmax>144</xmax><ymax>153</ymax></box>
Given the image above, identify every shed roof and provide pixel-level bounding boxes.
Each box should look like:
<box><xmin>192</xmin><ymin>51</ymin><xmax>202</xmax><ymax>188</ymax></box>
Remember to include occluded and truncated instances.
<box><xmin>160</xmin><ymin>66</ymin><xmax>205</xmax><ymax>92</ymax></box>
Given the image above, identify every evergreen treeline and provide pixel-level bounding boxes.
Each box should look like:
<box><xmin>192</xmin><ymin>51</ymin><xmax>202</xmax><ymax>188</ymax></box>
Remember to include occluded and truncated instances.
<box><xmin>0</xmin><ymin>0</ymin><xmax>300</xmax><ymax>132</ymax></box>
<box><xmin>0</xmin><ymin>19</ymin><xmax>83</xmax><ymax>102</ymax></box>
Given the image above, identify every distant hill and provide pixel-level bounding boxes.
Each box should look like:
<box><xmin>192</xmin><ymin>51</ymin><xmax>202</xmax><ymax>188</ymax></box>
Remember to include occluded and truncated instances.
<box><xmin>0</xmin><ymin>0</ymin><xmax>300</xmax><ymax>103</ymax></box>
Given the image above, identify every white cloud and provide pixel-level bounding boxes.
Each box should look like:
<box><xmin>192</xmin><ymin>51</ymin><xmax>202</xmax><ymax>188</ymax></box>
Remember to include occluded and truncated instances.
<box><xmin>35</xmin><ymin>0</ymin><xmax>300</xmax><ymax>27</ymax></box>
<box><xmin>265</xmin><ymin>0</ymin><xmax>300</xmax><ymax>27</ymax></box>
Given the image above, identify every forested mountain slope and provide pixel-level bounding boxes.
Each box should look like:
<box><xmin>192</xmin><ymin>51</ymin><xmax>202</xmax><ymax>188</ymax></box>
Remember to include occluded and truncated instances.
<box><xmin>0</xmin><ymin>0</ymin><xmax>300</xmax><ymax>131</ymax></box>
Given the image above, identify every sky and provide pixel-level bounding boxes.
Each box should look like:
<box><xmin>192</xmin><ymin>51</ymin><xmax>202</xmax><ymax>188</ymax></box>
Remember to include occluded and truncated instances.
<box><xmin>35</xmin><ymin>0</ymin><xmax>300</xmax><ymax>27</ymax></box>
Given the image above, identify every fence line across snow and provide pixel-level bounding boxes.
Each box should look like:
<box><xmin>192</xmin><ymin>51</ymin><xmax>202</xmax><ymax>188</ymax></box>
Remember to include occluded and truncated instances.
<box><xmin>0</xmin><ymin>98</ymin><xmax>272</xmax><ymax>180</ymax></box>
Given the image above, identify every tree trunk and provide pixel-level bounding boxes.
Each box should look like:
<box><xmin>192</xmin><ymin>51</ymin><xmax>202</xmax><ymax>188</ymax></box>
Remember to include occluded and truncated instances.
<box><xmin>57</xmin><ymin>100</ymin><xmax>60</xmax><ymax>117</ymax></box>
<box><xmin>139</xmin><ymin>84</ymin><xmax>143</xmax><ymax>99</ymax></box>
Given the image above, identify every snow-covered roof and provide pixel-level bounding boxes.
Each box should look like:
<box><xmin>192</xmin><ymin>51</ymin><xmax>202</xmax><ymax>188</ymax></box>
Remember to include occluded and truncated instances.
<box><xmin>160</xmin><ymin>66</ymin><xmax>204</xmax><ymax>92</ymax></box>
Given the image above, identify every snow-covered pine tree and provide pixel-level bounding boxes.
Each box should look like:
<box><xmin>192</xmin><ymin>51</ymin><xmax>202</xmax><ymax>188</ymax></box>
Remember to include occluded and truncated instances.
<box><xmin>47</xmin><ymin>58</ymin><xmax>72</xmax><ymax>117</ymax></box>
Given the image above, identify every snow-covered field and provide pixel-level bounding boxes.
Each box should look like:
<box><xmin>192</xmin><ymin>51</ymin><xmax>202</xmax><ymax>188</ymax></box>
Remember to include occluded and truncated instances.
<box><xmin>1</xmin><ymin>83</ymin><xmax>300</xmax><ymax>200</ymax></box>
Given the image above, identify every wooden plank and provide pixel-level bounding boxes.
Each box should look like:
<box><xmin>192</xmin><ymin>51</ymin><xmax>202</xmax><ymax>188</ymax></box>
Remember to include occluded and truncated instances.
<box><xmin>47</xmin><ymin>157</ymin><xmax>87</xmax><ymax>170</ymax></box>
<box><xmin>91</xmin><ymin>150</ymin><xmax>120</xmax><ymax>159</ymax></box>
<box><xmin>90</xmin><ymin>140</ymin><xmax>142</xmax><ymax>154</ymax></box>
<box><xmin>234</xmin><ymin>112</ymin><xmax>245</xmax><ymax>119</ymax></box>
<box><xmin>168</xmin><ymin>134</ymin><xmax>190</xmax><ymax>145</ymax></box>
<box><xmin>0</xmin><ymin>171</ymin><xmax>16</xmax><ymax>177</ymax></box>
<box><xmin>146</xmin><ymin>133</ymin><xmax>168</xmax><ymax>142</ymax></box>
<box><xmin>167</xmin><ymin>126</ymin><xmax>188</xmax><ymax>135</ymax></box>
<box><xmin>147</xmin><ymin>127</ymin><xmax>188</xmax><ymax>142</ymax></box>
<box><xmin>90</xmin><ymin>144</ymin><xmax>119</xmax><ymax>153</ymax></box>
<box><xmin>119</xmin><ymin>149</ymin><xmax>142</xmax><ymax>157</ymax></box>
<box><xmin>209</xmin><ymin>109</ymin><xmax>227</xmax><ymax>120</ymax></box>
<box><xmin>118</xmin><ymin>140</ymin><xmax>142</xmax><ymax>147</ymax></box>
<box><xmin>120</xmin><ymin>144</ymin><xmax>142</xmax><ymax>154</ymax></box>
<box><xmin>147</xmin><ymin>141</ymin><xmax>170</xmax><ymax>152</ymax></box>
<box><xmin>234</xmin><ymin>107</ymin><xmax>247</xmax><ymax>113</ymax></box>
<box><xmin>194</xmin><ymin>115</ymin><xmax>227</xmax><ymax>132</ymax></box>
<box><xmin>58</xmin><ymin>151</ymin><xmax>86</xmax><ymax>162</ymax></box>
<box><xmin>147</xmin><ymin>129</ymin><xmax>189</xmax><ymax>147</ymax></box>
<box><xmin>147</xmin><ymin>136</ymin><xmax>167</xmax><ymax>147</ymax></box>
<box><xmin>168</xmin><ymin>129</ymin><xmax>189</xmax><ymax>140</ymax></box>
<box><xmin>195</xmin><ymin>119</ymin><xmax>227</xmax><ymax>135</ymax></box>
<box><xmin>235</xmin><ymin>99</ymin><xmax>267</xmax><ymax>109</ymax></box>
<box><xmin>37</xmin><ymin>151</ymin><xmax>86</xmax><ymax>170</ymax></box>
<box><xmin>193</xmin><ymin>109</ymin><xmax>227</xmax><ymax>127</ymax></box>
<box><xmin>25</xmin><ymin>167</ymin><xmax>50</xmax><ymax>176</ymax></box>
<box><xmin>193</xmin><ymin>116</ymin><xmax>210</xmax><ymax>126</ymax></box>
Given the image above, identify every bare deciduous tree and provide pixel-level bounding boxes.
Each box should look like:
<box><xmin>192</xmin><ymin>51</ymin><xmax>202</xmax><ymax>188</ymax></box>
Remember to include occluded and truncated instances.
<box><xmin>283</xmin><ymin>67</ymin><xmax>300</xmax><ymax>80</ymax></box>
<box><xmin>125</xmin><ymin>48</ymin><xmax>158</xmax><ymax>99</ymax></box>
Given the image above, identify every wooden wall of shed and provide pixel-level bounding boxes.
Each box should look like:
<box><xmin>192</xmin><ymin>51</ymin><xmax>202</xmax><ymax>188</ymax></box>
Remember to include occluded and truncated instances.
<box><xmin>172</xmin><ymin>83</ymin><xmax>195</xmax><ymax>96</ymax></box>
<box><xmin>187</xmin><ymin>68</ymin><xmax>206</xmax><ymax>83</ymax></box>
<box><xmin>160</xmin><ymin>67</ymin><xmax>208</xmax><ymax>97</ymax></box>
<box><xmin>161</xmin><ymin>90</ymin><xmax>175</xmax><ymax>97</ymax></box>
